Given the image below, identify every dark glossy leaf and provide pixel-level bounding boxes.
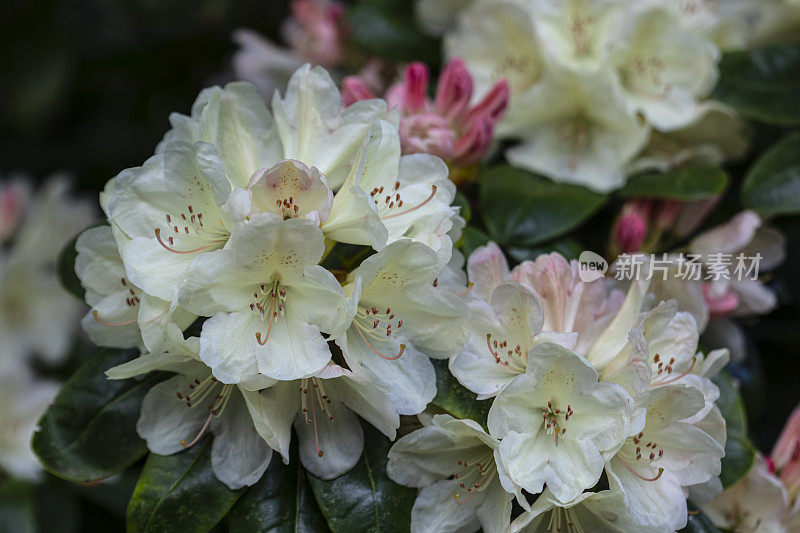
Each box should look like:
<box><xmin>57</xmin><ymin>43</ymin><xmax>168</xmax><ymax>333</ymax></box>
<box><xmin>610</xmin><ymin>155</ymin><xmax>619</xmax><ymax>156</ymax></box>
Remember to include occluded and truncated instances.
<box><xmin>741</xmin><ymin>132</ymin><xmax>800</xmax><ymax>216</ymax></box>
<box><xmin>308</xmin><ymin>422</ymin><xmax>415</xmax><ymax>533</ymax></box>
<box><xmin>480</xmin><ymin>165</ymin><xmax>607</xmax><ymax>247</ymax></box>
<box><xmin>229</xmin><ymin>451</ymin><xmax>329</xmax><ymax>533</ymax></box>
<box><xmin>712</xmin><ymin>371</ymin><xmax>747</xmax><ymax>438</ymax></box>
<box><xmin>719</xmin><ymin>434</ymin><xmax>756</xmax><ymax>489</ymax></box>
<box><xmin>431</xmin><ymin>359</ymin><xmax>492</xmax><ymax>428</ymax></box>
<box><xmin>713</xmin><ymin>45</ymin><xmax>800</xmax><ymax>126</ymax></box>
<box><xmin>32</xmin><ymin>348</ymin><xmax>160</xmax><ymax>482</ymax></box>
<box><xmin>127</xmin><ymin>436</ymin><xmax>243</xmax><ymax>533</ymax></box>
<box><xmin>458</xmin><ymin>226</ymin><xmax>490</xmax><ymax>258</ymax></box>
<box><xmin>506</xmin><ymin>238</ymin><xmax>583</xmax><ymax>263</ymax></box>
<box><xmin>34</xmin><ymin>478</ymin><xmax>81</xmax><ymax>533</ymax></box>
<box><xmin>56</xmin><ymin>232</ymin><xmax>84</xmax><ymax>301</ymax></box>
<box><xmin>618</xmin><ymin>166</ymin><xmax>728</xmax><ymax>200</ymax></box>
<box><xmin>0</xmin><ymin>479</ymin><xmax>35</xmax><ymax>533</ymax></box>
<box><xmin>345</xmin><ymin>2</ymin><xmax>440</xmax><ymax>65</ymax></box>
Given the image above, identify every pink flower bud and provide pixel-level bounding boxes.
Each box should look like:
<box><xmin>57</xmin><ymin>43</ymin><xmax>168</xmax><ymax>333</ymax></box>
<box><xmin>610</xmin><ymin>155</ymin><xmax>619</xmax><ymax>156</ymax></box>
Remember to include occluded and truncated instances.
<box><xmin>702</xmin><ymin>283</ymin><xmax>740</xmax><ymax>320</ymax></box>
<box><xmin>401</xmin><ymin>62</ymin><xmax>430</xmax><ymax>113</ymax></box>
<box><xmin>341</xmin><ymin>76</ymin><xmax>376</xmax><ymax>106</ymax></box>
<box><xmin>772</xmin><ymin>406</ymin><xmax>800</xmax><ymax>496</ymax></box>
<box><xmin>654</xmin><ymin>199</ymin><xmax>682</xmax><ymax>230</ymax></box>
<box><xmin>398</xmin><ymin>113</ymin><xmax>455</xmax><ymax>160</ymax></box>
<box><xmin>434</xmin><ymin>58</ymin><xmax>473</xmax><ymax>121</ymax></box>
<box><xmin>463</xmin><ymin>79</ymin><xmax>510</xmax><ymax>128</ymax></box>
<box><xmin>452</xmin><ymin>112</ymin><xmax>493</xmax><ymax>166</ymax></box>
<box><xmin>613</xmin><ymin>200</ymin><xmax>651</xmax><ymax>253</ymax></box>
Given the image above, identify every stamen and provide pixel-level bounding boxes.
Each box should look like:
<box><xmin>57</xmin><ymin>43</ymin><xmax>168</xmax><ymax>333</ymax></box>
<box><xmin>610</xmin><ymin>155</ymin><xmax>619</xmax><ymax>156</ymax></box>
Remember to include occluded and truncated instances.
<box><xmin>651</xmin><ymin>357</ymin><xmax>696</xmax><ymax>387</ymax></box>
<box><xmin>155</xmin><ymin>228</ymin><xmax>214</xmax><ymax>254</ymax></box>
<box><xmin>92</xmin><ymin>310</ymin><xmax>137</xmax><ymax>327</ymax></box>
<box><xmin>354</xmin><ymin>323</ymin><xmax>405</xmax><ymax>360</ymax></box>
<box><xmin>621</xmin><ymin>461</ymin><xmax>664</xmax><ymax>482</ymax></box>
<box><xmin>180</xmin><ymin>412</ymin><xmax>213</xmax><ymax>448</ymax></box>
<box><xmin>459</xmin><ymin>283</ymin><xmax>474</xmax><ymax>298</ymax></box>
<box><xmin>380</xmin><ymin>185</ymin><xmax>437</xmax><ymax>220</ymax></box>
<box><xmin>255</xmin><ymin>311</ymin><xmax>276</xmax><ymax>346</ymax></box>
<box><xmin>454</xmin><ymin>490</ymin><xmax>478</xmax><ymax>506</ymax></box>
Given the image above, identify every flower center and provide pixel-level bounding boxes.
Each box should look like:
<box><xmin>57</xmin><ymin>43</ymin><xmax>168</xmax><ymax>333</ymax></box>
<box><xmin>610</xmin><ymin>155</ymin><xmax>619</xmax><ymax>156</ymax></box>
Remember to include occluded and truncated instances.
<box><xmin>546</xmin><ymin>506</ymin><xmax>585</xmax><ymax>533</ymax></box>
<box><xmin>300</xmin><ymin>377</ymin><xmax>335</xmax><ymax>457</ymax></box>
<box><xmin>452</xmin><ymin>449</ymin><xmax>497</xmax><ymax>505</ymax></box>
<box><xmin>555</xmin><ymin>116</ymin><xmax>590</xmax><ymax>170</ymax></box>
<box><xmin>485</xmin><ymin>333</ymin><xmax>527</xmax><ymax>373</ymax></box>
<box><xmin>617</xmin><ymin>431</ymin><xmax>665</xmax><ymax>481</ymax></box>
<box><xmin>154</xmin><ymin>202</ymin><xmax>228</xmax><ymax>254</ymax></box>
<box><xmin>175</xmin><ymin>375</ymin><xmax>234</xmax><ymax>448</ymax></box>
<box><xmin>542</xmin><ymin>401</ymin><xmax>574</xmax><ymax>447</ymax></box>
<box><xmin>369</xmin><ymin>182</ymin><xmax>438</xmax><ymax>221</ymax></box>
<box><xmin>353</xmin><ymin>304</ymin><xmax>405</xmax><ymax>360</ymax></box>
<box><xmin>651</xmin><ymin>354</ymin><xmax>697</xmax><ymax>387</ymax></box>
<box><xmin>91</xmin><ymin>277</ymin><xmax>141</xmax><ymax>327</ymax></box>
<box><xmin>251</xmin><ymin>278</ymin><xmax>287</xmax><ymax>346</ymax></box>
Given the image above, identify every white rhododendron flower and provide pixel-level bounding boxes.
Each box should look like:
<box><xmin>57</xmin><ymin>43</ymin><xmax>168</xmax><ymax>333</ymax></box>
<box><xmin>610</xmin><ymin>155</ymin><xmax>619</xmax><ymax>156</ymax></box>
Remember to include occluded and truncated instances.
<box><xmin>252</xmin><ymin>363</ymin><xmax>399</xmax><ymax>480</ymax></box>
<box><xmin>510</xmin><ymin>488</ymin><xmax>660</xmax><ymax>532</ymax></box>
<box><xmin>445</xmin><ymin>0</ymin><xmax>728</xmax><ymax>190</ymax></box>
<box><xmin>488</xmin><ymin>343</ymin><xmax>635</xmax><ymax>502</ymax></box>
<box><xmin>387</xmin><ymin>414</ymin><xmax>522</xmax><ymax>533</ymax></box>
<box><xmin>179</xmin><ymin>214</ymin><xmax>347</xmax><ymax>383</ymax></box>
<box><xmin>338</xmin><ymin>239</ymin><xmax>469</xmax><ymax>415</ymax></box>
<box><xmin>106</xmin><ymin>329</ymin><xmax>274</xmax><ymax>490</ymax></box>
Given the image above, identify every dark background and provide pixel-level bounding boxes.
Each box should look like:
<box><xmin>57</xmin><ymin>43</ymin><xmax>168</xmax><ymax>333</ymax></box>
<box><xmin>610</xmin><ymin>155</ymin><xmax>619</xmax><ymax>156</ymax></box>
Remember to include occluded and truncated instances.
<box><xmin>1</xmin><ymin>0</ymin><xmax>798</xmax><ymax>528</ymax></box>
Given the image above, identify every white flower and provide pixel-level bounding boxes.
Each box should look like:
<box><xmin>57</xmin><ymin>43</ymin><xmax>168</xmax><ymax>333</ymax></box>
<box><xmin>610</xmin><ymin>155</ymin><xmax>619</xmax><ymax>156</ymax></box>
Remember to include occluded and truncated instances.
<box><xmin>510</xmin><ymin>488</ymin><xmax>662</xmax><ymax>533</ymax></box>
<box><xmin>0</xmin><ymin>372</ymin><xmax>59</xmax><ymax>481</ymax></box>
<box><xmin>387</xmin><ymin>414</ymin><xmax>521</xmax><ymax>533</ymax></box>
<box><xmin>231</xmin><ymin>29</ymin><xmax>305</xmax><ymax>102</ymax></box>
<box><xmin>605</xmin><ymin>385</ymin><xmax>724</xmax><ymax>530</ymax></box>
<box><xmin>106</xmin><ymin>330</ymin><xmax>275</xmax><ymax>490</ymax></box>
<box><xmin>488</xmin><ymin>342</ymin><xmax>634</xmax><ymax>502</ymax></box>
<box><xmin>75</xmin><ymin>225</ymin><xmax>195</xmax><ymax>351</ymax></box>
<box><xmin>178</xmin><ymin>214</ymin><xmax>347</xmax><ymax>383</ymax></box>
<box><xmin>606</xmin><ymin>1</ymin><xmax>719</xmax><ymax>131</ymax></box>
<box><xmin>249</xmin><ymin>363</ymin><xmax>399</xmax><ymax>480</ymax></box>
<box><xmin>322</xmin><ymin>119</ymin><xmax>459</xmax><ymax>259</ymax></box>
<box><xmin>337</xmin><ymin>239</ymin><xmax>469</xmax><ymax>415</ymax></box>
<box><xmin>502</xmin><ymin>67</ymin><xmax>650</xmax><ymax>192</ymax></box>
<box><xmin>700</xmin><ymin>455</ymin><xmax>791</xmax><ymax>533</ymax></box>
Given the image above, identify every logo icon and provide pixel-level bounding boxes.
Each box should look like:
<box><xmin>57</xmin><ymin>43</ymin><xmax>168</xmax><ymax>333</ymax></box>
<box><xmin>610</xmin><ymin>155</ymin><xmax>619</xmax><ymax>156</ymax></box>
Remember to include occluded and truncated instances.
<box><xmin>578</xmin><ymin>251</ymin><xmax>608</xmax><ymax>282</ymax></box>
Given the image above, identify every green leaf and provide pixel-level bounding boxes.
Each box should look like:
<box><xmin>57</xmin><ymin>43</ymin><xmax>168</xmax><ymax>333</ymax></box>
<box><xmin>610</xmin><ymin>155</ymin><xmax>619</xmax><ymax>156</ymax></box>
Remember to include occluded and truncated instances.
<box><xmin>506</xmin><ymin>237</ymin><xmax>583</xmax><ymax>263</ymax></box>
<box><xmin>127</xmin><ymin>436</ymin><xmax>243</xmax><ymax>533</ymax></box>
<box><xmin>345</xmin><ymin>2</ymin><xmax>440</xmax><ymax>66</ymax></box>
<box><xmin>618</xmin><ymin>166</ymin><xmax>728</xmax><ymax>200</ymax></box>
<box><xmin>431</xmin><ymin>359</ymin><xmax>492</xmax><ymax>428</ymax></box>
<box><xmin>32</xmin><ymin>348</ymin><xmax>161</xmax><ymax>483</ymax></box>
<box><xmin>719</xmin><ymin>434</ymin><xmax>756</xmax><ymax>489</ymax></box>
<box><xmin>229</xmin><ymin>451</ymin><xmax>329</xmax><ymax>532</ymax></box>
<box><xmin>741</xmin><ymin>132</ymin><xmax>800</xmax><ymax>216</ymax></box>
<box><xmin>480</xmin><ymin>165</ymin><xmax>607</xmax><ymax>247</ymax></box>
<box><xmin>712</xmin><ymin>371</ymin><xmax>747</xmax><ymax>438</ymax></box>
<box><xmin>713</xmin><ymin>44</ymin><xmax>800</xmax><ymax>126</ymax></box>
<box><xmin>56</xmin><ymin>232</ymin><xmax>84</xmax><ymax>301</ymax></box>
<box><xmin>307</xmin><ymin>422</ymin><xmax>415</xmax><ymax>533</ymax></box>
<box><xmin>458</xmin><ymin>226</ymin><xmax>490</xmax><ymax>258</ymax></box>
<box><xmin>0</xmin><ymin>480</ymin><xmax>35</xmax><ymax>533</ymax></box>
<box><xmin>453</xmin><ymin>192</ymin><xmax>472</xmax><ymax>223</ymax></box>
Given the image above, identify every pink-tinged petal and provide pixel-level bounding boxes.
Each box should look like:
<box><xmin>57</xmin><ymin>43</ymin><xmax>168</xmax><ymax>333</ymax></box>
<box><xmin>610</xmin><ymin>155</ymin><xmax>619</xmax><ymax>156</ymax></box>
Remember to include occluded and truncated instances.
<box><xmin>463</xmin><ymin>79</ymin><xmax>510</xmax><ymax>128</ymax></box>
<box><xmin>398</xmin><ymin>113</ymin><xmax>455</xmax><ymax>159</ymax></box>
<box><xmin>341</xmin><ymin>76</ymin><xmax>376</xmax><ymax>107</ymax></box>
<box><xmin>466</xmin><ymin>242</ymin><xmax>509</xmax><ymax>301</ymax></box>
<box><xmin>285</xmin><ymin>0</ymin><xmax>345</xmax><ymax>66</ymax></box>
<box><xmin>612</xmin><ymin>200</ymin><xmax>651</xmax><ymax>254</ymax></box>
<box><xmin>0</xmin><ymin>181</ymin><xmax>27</xmax><ymax>243</ymax></box>
<box><xmin>452</xmin><ymin>113</ymin><xmax>493</xmax><ymax>167</ymax></box>
<box><xmin>691</xmin><ymin>210</ymin><xmax>762</xmax><ymax>256</ymax></box>
<box><xmin>702</xmin><ymin>283</ymin><xmax>739</xmax><ymax>320</ymax></box>
<box><xmin>772</xmin><ymin>406</ymin><xmax>800</xmax><ymax>472</ymax></box>
<box><xmin>247</xmin><ymin>159</ymin><xmax>334</xmax><ymax>224</ymax></box>
<box><xmin>401</xmin><ymin>62</ymin><xmax>430</xmax><ymax>113</ymax></box>
<box><xmin>654</xmin><ymin>199</ymin><xmax>682</xmax><ymax>230</ymax></box>
<box><xmin>434</xmin><ymin>58</ymin><xmax>474</xmax><ymax>121</ymax></box>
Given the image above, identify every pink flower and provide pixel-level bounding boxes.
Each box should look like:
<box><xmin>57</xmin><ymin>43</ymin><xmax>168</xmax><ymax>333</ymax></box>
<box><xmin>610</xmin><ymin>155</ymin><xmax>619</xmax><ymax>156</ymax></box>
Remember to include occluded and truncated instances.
<box><xmin>771</xmin><ymin>406</ymin><xmax>800</xmax><ymax>497</ymax></box>
<box><xmin>283</xmin><ymin>0</ymin><xmax>345</xmax><ymax>67</ymax></box>
<box><xmin>702</xmin><ymin>283</ymin><xmax>740</xmax><ymax>320</ymax></box>
<box><xmin>344</xmin><ymin>59</ymin><xmax>509</xmax><ymax>168</ymax></box>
